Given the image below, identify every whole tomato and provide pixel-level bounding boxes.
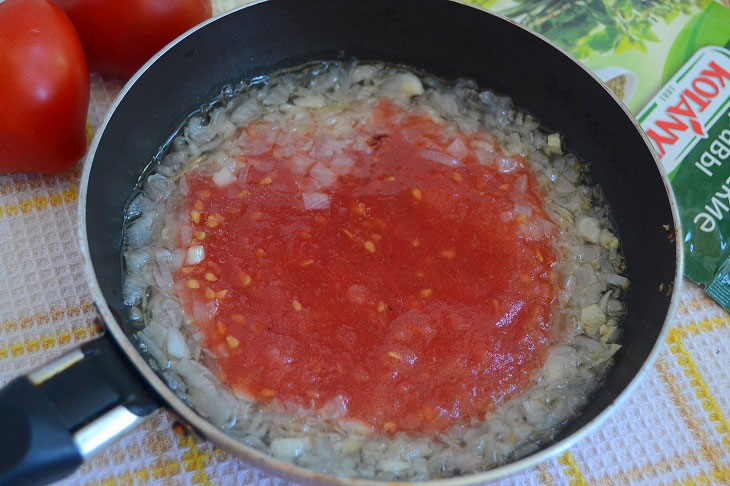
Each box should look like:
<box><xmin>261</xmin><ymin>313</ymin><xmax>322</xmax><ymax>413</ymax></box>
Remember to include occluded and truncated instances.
<box><xmin>53</xmin><ymin>0</ymin><xmax>212</xmax><ymax>78</ymax></box>
<box><xmin>0</xmin><ymin>0</ymin><xmax>90</xmax><ymax>174</ymax></box>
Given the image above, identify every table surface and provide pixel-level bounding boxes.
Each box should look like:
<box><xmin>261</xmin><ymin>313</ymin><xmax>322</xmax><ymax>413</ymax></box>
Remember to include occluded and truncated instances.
<box><xmin>0</xmin><ymin>1</ymin><xmax>728</xmax><ymax>485</ymax></box>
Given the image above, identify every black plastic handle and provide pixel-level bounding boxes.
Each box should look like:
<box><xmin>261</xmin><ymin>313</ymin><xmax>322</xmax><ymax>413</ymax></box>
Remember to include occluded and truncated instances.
<box><xmin>0</xmin><ymin>334</ymin><xmax>160</xmax><ymax>486</ymax></box>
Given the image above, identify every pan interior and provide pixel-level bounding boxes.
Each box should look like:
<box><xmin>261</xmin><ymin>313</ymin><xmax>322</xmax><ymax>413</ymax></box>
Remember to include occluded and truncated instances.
<box><xmin>84</xmin><ymin>0</ymin><xmax>677</xmax><ymax>475</ymax></box>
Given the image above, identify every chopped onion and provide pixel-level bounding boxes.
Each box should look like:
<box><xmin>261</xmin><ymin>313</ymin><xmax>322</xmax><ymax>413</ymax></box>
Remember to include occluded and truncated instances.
<box><xmin>275</xmin><ymin>142</ymin><xmax>295</xmax><ymax>158</ymax></box>
<box><xmin>125</xmin><ymin>193</ymin><xmax>151</xmax><ymax>220</ymax></box>
<box><xmin>179</xmin><ymin>224</ymin><xmax>192</xmax><ymax>244</ymax></box>
<box><xmin>599</xmin><ymin>229</ymin><xmax>619</xmax><ymax>249</ymax></box>
<box><xmin>126</xmin><ymin>211</ymin><xmax>156</xmax><ymax>248</ymax></box>
<box><xmin>129</xmin><ymin>306</ymin><xmax>144</xmax><ymax>324</ymax></box>
<box><xmin>186</xmin><ymin>245</ymin><xmax>205</xmax><ymax>265</ymax></box>
<box><xmin>177</xmin><ymin>176</ymin><xmax>190</xmax><ymax>196</ymax></box>
<box><xmin>401</xmin><ymin>128</ymin><xmax>422</xmax><ymax>145</ymax></box>
<box><xmin>144</xmin><ymin>174</ymin><xmax>173</xmax><ymax>202</ymax></box>
<box><xmin>171</xmin><ymin>248</ymin><xmax>186</xmax><ymax>270</ymax></box>
<box><xmin>125</xmin><ymin>248</ymin><xmax>151</xmax><ymax>272</ymax></box>
<box><xmin>456</xmin><ymin>115</ymin><xmax>480</xmax><ymax>134</ymax></box>
<box><xmin>312</xmin><ymin>136</ymin><xmax>340</xmax><ymax>160</ymax></box>
<box><xmin>547</xmin><ymin>133</ymin><xmax>563</xmax><ymax>155</ymax></box>
<box><xmin>239</xmin><ymin>137</ymin><xmax>273</xmax><ymax>156</ymax></box>
<box><xmin>514</xmin><ymin>175</ymin><xmax>528</xmax><ymax>193</ymax></box>
<box><xmin>352</xmin><ymin>65</ymin><xmax>376</xmax><ymax>83</ymax></box>
<box><xmin>475</xmin><ymin>150</ymin><xmax>492</xmax><ymax>166</ymax></box>
<box><xmin>275</xmin><ymin>129</ymin><xmax>293</xmax><ymax>147</ymax></box>
<box><xmin>606</xmin><ymin>299</ymin><xmax>624</xmax><ymax>315</ymax></box>
<box><xmin>420</xmin><ymin>149</ymin><xmax>459</xmax><ymax>167</ymax></box>
<box><xmin>148</xmin><ymin>294</ymin><xmax>183</xmax><ymax>330</ymax></box>
<box><xmin>291</xmin><ymin>154</ymin><xmax>314</xmax><ymax>175</ymax></box>
<box><xmin>470</xmin><ymin>139</ymin><xmax>494</xmax><ymax>151</ymax></box>
<box><xmin>153</xmin><ymin>266</ymin><xmax>173</xmax><ymax>291</ymax></box>
<box><xmin>513</xmin><ymin>203</ymin><xmax>532</xmax><ymax>217</ymax></box>
<box><xmin>217</xmin><ymin>119</ymin><xmax>236</xmax><ymax>140</ymax></box>
<box><xmin>166</xmin><ymin>328</ymin><xmax>190</xmax><ymax>359</ymax></box>
<box><xmin>318</xmin><ymin>395</ymin><xmax>348</xmax><ymax>419</ymax></box>
<box><xmin>382</xmin><ymin>72</ymin><xmax>424</xmax><ymax>97</ymax></box>
<box><xmin>446</xmin><ymin>139</ymin><xmax>468</xmax><ymax>160</ymax></box>
<box><xmin>137</xmin><ymin>330</ymin><xmax>169</xmax><ymax>369</ymax></box>
<box><xmin>607</xmin><ymin>273</ymin><xmax>629</xmax><ymax>289</ymax></box>
<box><xmin>154</xmin><ymin>248</ymin><xmax>172</xmax><ymax>265</ymax></box>
<box><xmin>541</xmin><ymin>346</ymin><xmax>578</xmax><ymax>384</ymax></box>
<box><xmin>302</xmin><ymin>192</ymin><xmax>330</xmax><ymax>210</ymax></box>
<box><xmin>293</xmin><ymin>95</ymin><xmax>326</xmax><ymax>108</ymax></box>
<box><xmin>580</xmin><ymin>304</ymin><xmax>607</xmax><ymax>332</ymax></box>
<box><xmin>521</xmin><ymin>399</ymin><xmax>544</xmax><ymax>424</ymax></box>
<box><xmin>576</xmin><ymin>216</ymin><xmax>601</xmax><ymax>243</ymax></box>
<box><xmin>231</xmin><ymin>98</ymin><xmax>260</xmax><ymax>125</ymax></box>
<box><xmin>296</xmin><ymin>177</ymin><xmax>322</xmax><ymax>193</ymax></box>
<box><xmin>376</xmin><ymin>459</ymin><xmax>412</xmax><ymax>474</ymax></box>
<box><xmin>191</xmin><ymin>297</ymin><xmax>218</xmax><ymax>322</ymax></box>
<box><xmin>495</xmin><ymin>156</ymin><xmax>518</xmax><ymax>173</ymax></box>
<box><xmin>310</xmin><ymin>162</ymin><xmax>337</xmax><ymax>187</ymax></box>
<box><xmin>330</xmin><ymin>153</ymin><xmax>355</xmax><ymax>175</ymax></box>
<box><xmin>186</xmin><ymin>139</ymin><xmax>201</xmax><ymax>158</ymax></box>
<box><xmin>212</xmin><ymin>167</ymin><xmax>236</xmax><ymax>187</ymax></box>
<box><xmin>340</xmin><ymin>438</ymin><xmax>364</xmax><ymax>455</ymax></box>
<box><xmin>263</xmin><ymin>84</ymin><xmax>293</xmax><ymax>106</ymax></box>
<box><xmin>159</xmin><ymin>150</ymin><xmax>188</xmax><ymax>176</ymax></box>
<box><xmin>255</xmin><ymin>160</ymin><xmax>274</xmax><ymax>173</ymax></box>
<box><xmin>211</xmin><ymin>151</ymin><xmax>237</xmax><ymax>171</ymax></box>
<box><xmin>237</xmin><ymin>163</ymin><xmax>250</xmax><ymax>185</ymax></box>
<box><xmin>185</xmin><ymin>116</ymin><xmax>216</xmax><ymax>145</ymax></box>
<box><xmin>239</xmin><ymin>125</ymin><xmax>276</xmax><ymax>156</ymax></box>
<box><xmin>122</xmin><ymin>276</ymin><xmax>146</xmax><ymax>306</ymax></box>
<box><xmin>429</xmin><ymin>92</ymin><xmax>459</xmax><ymax>117</ymax></box>
<box><xmin>296</xmin><ymin>138</ymin><xmax>314</xmax><ymax>153</ymax></box>
<box><xmin>270</xmin><ymin>437</ymin><xmax>311</xmax><ymax>460</ymax></box>
<box><xmin>598</xmin><ymin>291</ymin><xmax>612</xmax><ymax>313</ymax></box>
<box><xmin>577</xmin><ymin>244</ymin><xmax>600</xmax><ymax>263</ymax></box>
<box><xmin>520</xmin><ymin>217</ymin><xmax>557</xmax><ymax>239</ymax></box>
<box><xmin>556</xmin><ymin>178</ymin><xmax>575</xmax><ymax>195</ymax></box>
<box><xmin>339</xmin><ymin>419</ymin><xmax>372</xmax><ymax>435</ymax></box>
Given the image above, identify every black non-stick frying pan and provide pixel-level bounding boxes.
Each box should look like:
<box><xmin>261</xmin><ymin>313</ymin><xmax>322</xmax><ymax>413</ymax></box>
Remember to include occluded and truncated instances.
<box><xmin>0</xmin><ymin>0</ymin><xmax>682</xmax><ymax>484</ymax></box>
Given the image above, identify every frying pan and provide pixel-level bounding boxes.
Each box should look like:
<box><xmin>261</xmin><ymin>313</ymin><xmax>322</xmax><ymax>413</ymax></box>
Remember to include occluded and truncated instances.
<box><xmin>0</xmin><ymin>0</ymin><xmax>682</xmax><ymax>484</ymax></box>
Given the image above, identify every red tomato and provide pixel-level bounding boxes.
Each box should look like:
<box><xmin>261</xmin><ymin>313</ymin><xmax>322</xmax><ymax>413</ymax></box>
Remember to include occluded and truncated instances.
<box><xmin>0</xmin><ymin>0</ymin><xmax>90</xmax><ymax>174</ymax></box>
<box><xmin>53</xmin><ymin>0</ymin><xmax>212</xmax><ymax>78</ymax></box>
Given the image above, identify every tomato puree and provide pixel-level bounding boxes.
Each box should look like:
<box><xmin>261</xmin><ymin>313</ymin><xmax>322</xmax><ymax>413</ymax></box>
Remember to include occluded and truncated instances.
<box><xmin>176</xmin><ymin>100</ymin><xmax>558</xmax><ymax>434</ymax></box>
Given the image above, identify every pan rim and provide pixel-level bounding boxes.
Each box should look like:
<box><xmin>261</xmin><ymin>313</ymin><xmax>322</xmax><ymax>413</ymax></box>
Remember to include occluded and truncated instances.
<box><xmin>77</xmin><ymin>0</ymin><xmax>684</xmax><ymax>484</ymax></box>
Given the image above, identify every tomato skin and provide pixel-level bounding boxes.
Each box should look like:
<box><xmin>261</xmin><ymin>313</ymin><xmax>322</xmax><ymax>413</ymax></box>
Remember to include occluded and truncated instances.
<box><xmin>0</xmin><ymin>0</ymin><xmax>90</xmax><ymax>174</ymax></box>
<box><xmin>53</xmin><ymin>0</ymin><xmax>212</xmax><ymax>78</ymax></box>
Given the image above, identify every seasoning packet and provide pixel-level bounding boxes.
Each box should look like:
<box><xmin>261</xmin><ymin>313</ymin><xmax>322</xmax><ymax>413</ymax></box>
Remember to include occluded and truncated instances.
<box><xmin>481</xmin><ymin>0</ymin><xmax>730</xmax><ymax>113</ymax></box>
<box><xmin>637</xmin><ymin>44</ymin><xmax>730</xmax><ymax>307</ymax></box>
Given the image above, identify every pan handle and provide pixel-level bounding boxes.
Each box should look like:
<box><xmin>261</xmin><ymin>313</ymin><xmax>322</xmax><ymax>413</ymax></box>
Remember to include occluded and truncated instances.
<box><xmin>0</xmin><ymin>334</ymin><xmax>160</xmax><ymax>486</ymax></box>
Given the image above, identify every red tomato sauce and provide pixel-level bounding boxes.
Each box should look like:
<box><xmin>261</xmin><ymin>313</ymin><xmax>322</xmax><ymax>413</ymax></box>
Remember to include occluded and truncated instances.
<box><xmin>176</xmin><ymin>100</ymin><xmax>558</xmax><ymax>434</ymax></box>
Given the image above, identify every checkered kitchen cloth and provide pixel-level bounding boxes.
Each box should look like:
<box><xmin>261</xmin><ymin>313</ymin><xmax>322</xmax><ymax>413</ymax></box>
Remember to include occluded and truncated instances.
<box><xmin>0</xmin><ymin>1</ymin><xmax>728</xmax><ymax>484</ymax></box>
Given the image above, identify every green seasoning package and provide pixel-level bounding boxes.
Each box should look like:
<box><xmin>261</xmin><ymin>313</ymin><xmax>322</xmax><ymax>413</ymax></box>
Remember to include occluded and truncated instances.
<box><xmin>477</xmin><ymin>0</ymin><xmax>730</xmax><ymax>113</ymax></box>
<box><xmin>638</xmin><ymin>46</ymin><xmax>730</xmax><ymax>306</ymax></box>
